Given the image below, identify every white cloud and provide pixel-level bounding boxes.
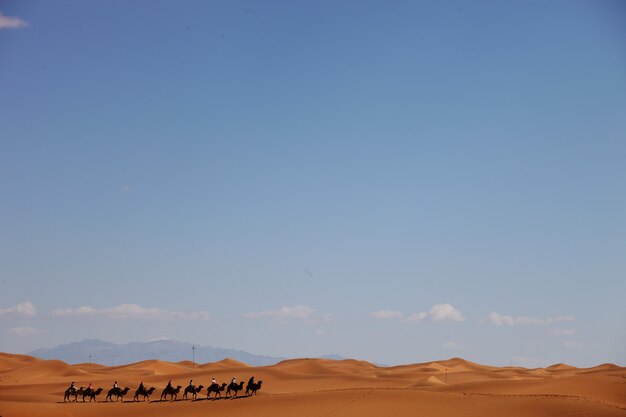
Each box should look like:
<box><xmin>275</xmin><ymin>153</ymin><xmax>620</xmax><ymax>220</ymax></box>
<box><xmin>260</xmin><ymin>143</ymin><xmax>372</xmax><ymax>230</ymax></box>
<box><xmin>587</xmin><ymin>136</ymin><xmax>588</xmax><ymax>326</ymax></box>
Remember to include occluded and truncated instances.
<box><xmin>430</xmin><ymin>304</ymin><xmax>465</xmax><ymax>322</ymax></box>
<box><xmin>0</xmin><ymin>11</ymin><xmax>28</xmax><ymax>29</ymax></box>
<box><xmin>0</xmin><ymin>301</ymin><xmax>37</xmax><ymax>318</ymax></box>
<box><xmin>54</xmin><ymin>306</ymin><xmax>96</xmax><ymax>316</ymax></box>
<box><xmin>9</xmin><ymin>326</ymin><xmax>41</xmax><ymax>336</ymax></box>
<box><xmin>488</xmin><ymin>312</ymin><xmax>515</xmax><ymax>326</ymax></box>
<box><xmin>551</xmin><ymin>328</ymin><xmax>577</xmax><ymax>336</ymax></box>
<box><xmin>245</xmin><ymin>305</ymin><xmax>315</xmax><ymax>320</ymax></box>
<box><xmin>489</xmin><ymin>312</ymin><xmax>575</xmax><ymax>326</ymax></box>
<box><xmin>407</xmin><ymin>312</ymin><xmax>428</xmax><ymax>321</ymax></box>
<box><xmin>53</xmin><ymin>304</ymin><xmax>210</xmax><ymax>321</ymax></box>
<box><xmin>372</xmin><ymin>310</ymin><xmax>403</xmax><ymax>320</ymax></box>
<box><xmin>564</xmin><ymin>341</ymin><xmax>583</xmax><ymax>349</ymax></box>
<box><xmin>408</xmin><ymin>303</ymin><xmax>465</xmax><ymax>323</ymax></box>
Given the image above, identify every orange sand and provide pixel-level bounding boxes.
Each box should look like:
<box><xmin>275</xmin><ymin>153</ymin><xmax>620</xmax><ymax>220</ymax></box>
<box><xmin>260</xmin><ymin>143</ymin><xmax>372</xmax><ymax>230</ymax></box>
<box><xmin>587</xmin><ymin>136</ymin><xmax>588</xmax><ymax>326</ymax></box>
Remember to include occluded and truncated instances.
<box><xmin>0</xmin><ymin>352</ymin><xmax>624</xmax><ymax>417</ymax></box>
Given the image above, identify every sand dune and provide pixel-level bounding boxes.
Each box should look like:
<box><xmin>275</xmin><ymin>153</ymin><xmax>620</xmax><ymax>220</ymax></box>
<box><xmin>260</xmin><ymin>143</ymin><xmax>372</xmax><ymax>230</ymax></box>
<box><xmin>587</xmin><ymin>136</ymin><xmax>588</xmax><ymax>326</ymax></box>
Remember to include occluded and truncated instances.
<box><xmin>1</xmin><ymin>359</ymin><xmax>88</xmax><ymax>383</ymax></box>
<box><xmin>211</xmin><ymin>358</ymin><xmax>250</xmax><ymax>368</ymax></box>
<box><xmin>108</xmin><ymin>359</ymin><xmax>195</xmax><ymax>376</ymax></box>
<box><xmin>0</xmin><ymin>352</ymin><xmax>624</xmax><ymax>417</ymax></box>
<box><xmin>409</xmin><ymin>375</ymin><xmax>446</xmax><ymax>387</ymax></box>
<box><xmin>0</xmin><ymin>353</ymin><xmax>39</xmax><ymax>372</ymax></box>
<box><xmin>546</xmin><ymin>362</ymin><xmax>577</xmax><ymax>371</ymax></box>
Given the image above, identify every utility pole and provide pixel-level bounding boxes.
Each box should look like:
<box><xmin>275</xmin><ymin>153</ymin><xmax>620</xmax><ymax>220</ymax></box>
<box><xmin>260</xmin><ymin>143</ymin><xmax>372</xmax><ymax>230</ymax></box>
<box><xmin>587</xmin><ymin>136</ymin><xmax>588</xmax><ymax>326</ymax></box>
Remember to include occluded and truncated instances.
<box><xmin>192</xmin><ymin>345</ymin><xmax>196</xmax><ymax>368</ymax></box>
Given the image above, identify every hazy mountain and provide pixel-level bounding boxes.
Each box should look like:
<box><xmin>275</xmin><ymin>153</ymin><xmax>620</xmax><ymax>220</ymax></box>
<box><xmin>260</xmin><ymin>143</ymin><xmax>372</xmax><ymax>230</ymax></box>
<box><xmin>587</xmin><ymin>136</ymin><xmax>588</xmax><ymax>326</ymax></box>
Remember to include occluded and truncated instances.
<box><xmin>318</xmin><ymin>354</ymin><xmax>347</xmax><ymax>360</ymax></box>
<box><xmin>29</xmin><ymin>339</ymin><xmax>286</xmax><ymax>366</ymax></box>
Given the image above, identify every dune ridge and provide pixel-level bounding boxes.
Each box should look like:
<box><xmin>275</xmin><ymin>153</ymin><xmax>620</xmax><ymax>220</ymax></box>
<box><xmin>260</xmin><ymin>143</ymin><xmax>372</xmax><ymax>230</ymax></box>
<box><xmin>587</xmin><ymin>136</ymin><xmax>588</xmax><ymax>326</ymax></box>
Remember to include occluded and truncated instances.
<box><xmin>0</xmin><ymin>352</ymin><xmax>624</xmax><ymax>417</ymax></box>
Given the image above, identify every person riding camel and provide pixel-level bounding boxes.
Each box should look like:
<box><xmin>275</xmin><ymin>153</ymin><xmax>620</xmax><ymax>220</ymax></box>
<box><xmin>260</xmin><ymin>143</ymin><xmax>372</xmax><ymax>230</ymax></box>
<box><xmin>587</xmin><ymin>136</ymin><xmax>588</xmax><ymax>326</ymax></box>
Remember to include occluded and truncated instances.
<box><xmin>189</xmin><ymin>379</ymin><xmax>194</xmax><ymax>390</ymax></box>
<box><xmin>138</xmin><ymin>381</ymin><xmax>144</xmax><ymax>392</ymax></box>
<box><xmin>88</xmin><ymin>382</ymin><xmax>93</xmax><ymax>391</ymax></box>
<box><xmin>166</xmin><ymin>380</ymin><xmax>172</xmax><ymax>390</ymax></box>
<box><xmin>231</xmin><ymin>376</ymin><xmax>236</xmax><ymax>384</ymax></box>
<box><xmin>113</xmin><ymin>381</ymin><xmax>118</xmax><ymax>389</ymax></box>
<box><xmin>211</xmin><ymin>377</ymin><xmax>217</xmax><ymax>385</ymax></box>
<box><xmin>69</xmin><ymin>381</ymin><xmax>76</xmax><ymax>393</ymax></box>
<box><xmin>248</xmin><ymin>376</ymin><xmax>255</xmax><ymax>386</ymax></box>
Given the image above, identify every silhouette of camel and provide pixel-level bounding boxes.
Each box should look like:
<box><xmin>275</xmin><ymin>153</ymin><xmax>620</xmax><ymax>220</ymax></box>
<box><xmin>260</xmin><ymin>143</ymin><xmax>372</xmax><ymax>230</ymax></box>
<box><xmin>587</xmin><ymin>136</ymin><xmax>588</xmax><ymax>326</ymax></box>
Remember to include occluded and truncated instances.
<box><xmin>245</xmin><ymin>380</ymin><xmax>263</xmax><ymax>396</ymax></box>
<box><xmin>226</xmin><ymin>381</ymin><xmax>244</xmax><ymax>397</ymax></box>
<box><xmin>133</xmin><ymin>386</ymin><xmax>156</xmax><ymax>402</ymax></box>
<box><xmin>206</xmin><ymin>382</ymin><xmax>227</xmax><ymax>399</ymax></box>
<box><xmin>160</xmin><ymin>385</ymin><xmax>182</xmax><ymax>401</ymax></box>
<box><xmin>63</xmin><ymin>386</ymin><xmax>83</xmax><ymax>402</ymax></box>
<box><xmin>183</xmin><ymin>384</ymin><xmax>204</xmax><ymax>400</ymax></box>
<box><xmin>82</xmin><ymin>387</ymin><xmax>103</xmax><ymax>402</ymax></box>
<box><xmin>105</xmin><ymin>387</ymin><xmax>130</xmax><ymax>402</ymax></box>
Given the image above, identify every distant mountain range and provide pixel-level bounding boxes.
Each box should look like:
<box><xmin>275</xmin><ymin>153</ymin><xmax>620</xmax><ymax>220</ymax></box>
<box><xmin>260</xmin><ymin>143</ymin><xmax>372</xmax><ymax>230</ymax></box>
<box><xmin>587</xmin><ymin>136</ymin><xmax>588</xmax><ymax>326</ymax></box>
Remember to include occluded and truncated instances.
<box><xmin>29</xmin><ymin>339</ymin><xmax>285</xmax><ymax>366</ymax></box>
<box><xmin>29</xmin><ymin>339</ymin><xmax>344</xmax><ymax>366</ymax></box>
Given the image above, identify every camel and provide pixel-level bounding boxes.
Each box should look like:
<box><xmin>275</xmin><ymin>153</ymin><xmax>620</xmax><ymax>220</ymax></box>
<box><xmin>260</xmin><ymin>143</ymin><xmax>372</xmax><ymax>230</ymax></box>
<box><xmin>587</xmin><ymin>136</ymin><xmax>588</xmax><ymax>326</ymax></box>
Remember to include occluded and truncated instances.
<box><xmin>63</xmin><ymin>386</ymin><xmax>83</xmax><ymax>402</ymax></box>
<box><xmin>160</xmin><ymin>385</ymin><xmax>182</xmax><ymax>401</ymax></box>
<box><xmin>133</xmin><ymin>386</ymin><xmax>156</xmax><ymax>401</ymax></box>
<box><xmin>245</xmin><ymin>380</ymin><xmax>263</xmax><ymax>396</ymax></box>
<box><xmin>183</xmin><ymin>384</ymin><xmax>204</xmax><ymax>400</ymax></box>
<box><xmin>105</xmin><ymin>387</ymin><xmax>130</xmax><ymax>402</ymax></box>
<box><xmin>206</xmin><ymin>382</ymin><xmax>227</xmax><ymax>399</ymax></box>
<box><xmin>82</xmin><ymin>387</ymin><xmax>103</xmax><ymax>402</ymax></box>
<box><xmin>226</xmin><ymin>381</ymin><xmax>244</xmax><ymax>397</ymax></box>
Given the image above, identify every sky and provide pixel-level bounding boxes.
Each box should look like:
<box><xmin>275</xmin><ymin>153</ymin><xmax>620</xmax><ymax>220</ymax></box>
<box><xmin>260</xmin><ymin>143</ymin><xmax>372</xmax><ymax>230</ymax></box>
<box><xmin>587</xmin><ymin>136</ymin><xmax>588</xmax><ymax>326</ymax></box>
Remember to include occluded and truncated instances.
<box><xmin>1</xmin><ymin>0</ymin><xmax>625</xmax><ymax>368</ymax></box>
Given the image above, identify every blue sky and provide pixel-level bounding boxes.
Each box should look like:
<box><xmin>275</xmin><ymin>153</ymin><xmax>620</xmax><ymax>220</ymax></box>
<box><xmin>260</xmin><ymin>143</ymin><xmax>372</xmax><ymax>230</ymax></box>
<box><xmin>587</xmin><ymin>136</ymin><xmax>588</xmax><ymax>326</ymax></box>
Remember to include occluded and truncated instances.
<box><xmin>1</xmin><ymin>0</ymin><xmax>625</xmax><ymax>367</ymax></box>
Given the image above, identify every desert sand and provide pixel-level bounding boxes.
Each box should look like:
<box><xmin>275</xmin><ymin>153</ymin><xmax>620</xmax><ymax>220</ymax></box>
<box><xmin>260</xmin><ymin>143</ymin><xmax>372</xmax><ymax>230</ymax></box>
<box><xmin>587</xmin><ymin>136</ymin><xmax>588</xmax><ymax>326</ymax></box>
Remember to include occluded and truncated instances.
<box><xmin>0</xmin><ymin>352</ymin><xmax>624</xmax><ymax>417</ymax></box>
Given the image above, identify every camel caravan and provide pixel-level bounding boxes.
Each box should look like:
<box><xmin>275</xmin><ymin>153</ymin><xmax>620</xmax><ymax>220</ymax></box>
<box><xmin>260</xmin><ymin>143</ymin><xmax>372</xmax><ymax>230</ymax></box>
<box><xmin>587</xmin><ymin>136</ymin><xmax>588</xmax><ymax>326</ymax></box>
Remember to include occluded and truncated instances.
<box><xmin>63</xmin><ymin>376</ymin><xmax>263</xmax><ymax>403</ymax></box>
